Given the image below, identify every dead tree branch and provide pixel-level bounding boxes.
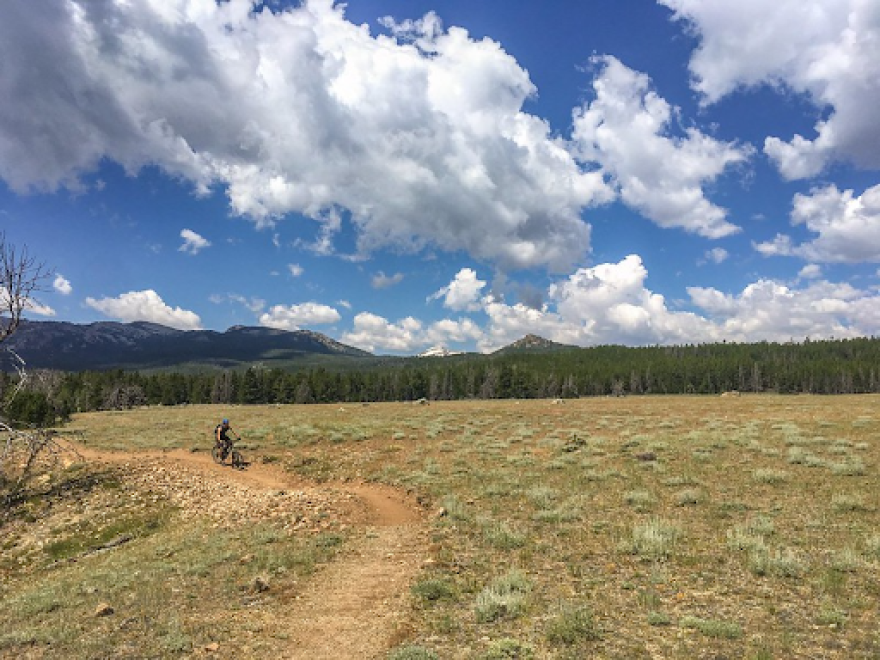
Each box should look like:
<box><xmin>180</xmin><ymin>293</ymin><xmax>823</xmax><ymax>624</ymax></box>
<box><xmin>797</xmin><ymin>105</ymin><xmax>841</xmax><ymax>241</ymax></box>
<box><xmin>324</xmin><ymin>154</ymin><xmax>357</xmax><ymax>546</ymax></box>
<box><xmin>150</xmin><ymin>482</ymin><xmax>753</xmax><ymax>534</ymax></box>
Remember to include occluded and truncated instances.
<box><xmin>1</xmin><ymin>230</ymin><xmax>51</xmax><ymax>343</ymax></box>
<box><xmin>0</xmin><ymin>233</ymin><xmax>63</xmax><ymax>508</ymax></box>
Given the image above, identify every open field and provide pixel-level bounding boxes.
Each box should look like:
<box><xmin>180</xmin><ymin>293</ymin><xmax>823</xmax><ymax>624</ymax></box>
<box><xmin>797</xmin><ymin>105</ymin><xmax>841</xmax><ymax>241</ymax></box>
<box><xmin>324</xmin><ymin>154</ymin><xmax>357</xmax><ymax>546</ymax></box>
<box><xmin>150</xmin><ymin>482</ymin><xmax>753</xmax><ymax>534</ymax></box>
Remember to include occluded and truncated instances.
<box><xmin>2</xmin><ymin>395</ymin><xmax>879</xmax><ymax>658</ymax></box>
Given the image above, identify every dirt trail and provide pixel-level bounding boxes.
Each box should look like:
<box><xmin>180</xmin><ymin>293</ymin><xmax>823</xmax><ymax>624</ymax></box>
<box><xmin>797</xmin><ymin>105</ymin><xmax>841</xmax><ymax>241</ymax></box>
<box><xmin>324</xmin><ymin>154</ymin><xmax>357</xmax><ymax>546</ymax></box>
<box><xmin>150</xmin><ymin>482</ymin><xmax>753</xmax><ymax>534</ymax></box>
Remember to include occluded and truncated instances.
<box><xmin>66</xmin><ymin>443</ymin><xmax>428</xmax><ymax>659</ymax></box>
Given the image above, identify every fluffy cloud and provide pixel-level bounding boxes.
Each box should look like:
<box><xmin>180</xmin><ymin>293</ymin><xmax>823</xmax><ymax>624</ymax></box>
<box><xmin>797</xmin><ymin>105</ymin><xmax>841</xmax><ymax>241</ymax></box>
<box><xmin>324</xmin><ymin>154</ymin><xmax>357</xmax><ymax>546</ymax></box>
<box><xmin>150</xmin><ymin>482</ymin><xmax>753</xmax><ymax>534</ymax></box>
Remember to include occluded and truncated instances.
<box><xmin>687</xmin><ymin>279</ymin><xmax>879</xmax><ymax>341</ymax></box>
<box><xmin>0</xmin><ymin>0</ymin><xmax>615</xmax><ymax>271</ymax></box>
<box><xmin>659</xmin><ymin>0</ymin><xmax>880</xmax><ymax>178</ymax></box>
<box><xmin>473</xmin><ymin>255</ymin><xmax>880</xmax><ymax>351</ymax></box>
<box><xmin>428</xmin><ymin>268</ymin><xmax>486</xmax><ymax>311</ymax></box>
<box><xmin>288</xmin><ymin>264</ymin><xmax>304</xmax><ymax>278</ymax></box>
<box><xmin>85</xmin><ymin>290</ymin><xmax>202</xmax><ymax>329</ymax></box>
<box><xmin>341</xmin><ymin>313</ymin><xmax>424</xmax><ymax>353</ymax></box>
<box><xmin>798</xmin><ymin>264</ymin><xmax>823</xmax><ymax>280</ymax></box>
<box><xmin>53</xmin><ymin>274</ymin><xmax>73</xmax><ymax>295</ymax></box>
<box><xmin>5</xmin><ymin>286</ymin><xmax>57</xmax><ymax>317</ymax></box>
<box><xmin>572</xmin><ymin>56</ymin><xmax>750</xmax><ymax>238</ymax></box>
<box><xmin>179</xmin><ymin>229</ymin><xmax>211</xmax><ymax>255</ymax></box>
<box><xmin>371</xmin><ymin>271</ymin><xmax>404</xmax><ymax>289</ymax></box>
<box><xmin>26</xmin><ymin>300</ymin><xmax>56</xmax><ymax>317</ymax></box>
<box><xmin>330</xmin><ymin>256</ymin><xmax>880</xmax><ymax>353</ymax></box>
<box><xmin>259</xmin><ymin>302</ymin><xmax>341</xmax><ymax>331</ymax></box>
<box><xmin>424</xmin><ymin>318</ymin><xmax>484</xmax><ymax>347</ymax></box>
<box><xmin>475</xmin><ymin>256</ymin><xmax>712</xmax><ymax>350</ymax></box>
<box><xmin>703</xmin><ymin>248</ymin><xmax>729</xmax><ymax>265</ymax></box>
<box><xmin>341</xmin><ymin>311</ymin><xmax>483</xmax><ymax>353</ymax></box>
<box><xmin>753</xmin><ymin>184</ymin><xmax>880</xmax><ymax>262</ymax></box>
<box><xmin>0</xmin><ymin>286</ymin><xmax>55</xmax><ymax>321</ymax></box>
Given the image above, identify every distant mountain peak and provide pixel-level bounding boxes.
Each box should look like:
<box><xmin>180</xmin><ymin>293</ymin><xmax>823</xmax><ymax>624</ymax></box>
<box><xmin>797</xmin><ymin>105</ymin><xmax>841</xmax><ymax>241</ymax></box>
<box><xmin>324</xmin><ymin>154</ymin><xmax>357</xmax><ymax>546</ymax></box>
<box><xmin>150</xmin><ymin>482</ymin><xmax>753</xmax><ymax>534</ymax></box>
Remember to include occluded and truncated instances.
<box><xmin>494</xmin><ymin>334</ymin><xmax>576</xmax><ymax>354</ymax></box>
<box><xmin>516</xmin><ymin>334</ymin><xmax>551</xmax><ymax>346</ymax></box>
<box><xmin>417</xmin><ymin>345</ymin><xmax>464</xmax><ymax>358</ymax></box>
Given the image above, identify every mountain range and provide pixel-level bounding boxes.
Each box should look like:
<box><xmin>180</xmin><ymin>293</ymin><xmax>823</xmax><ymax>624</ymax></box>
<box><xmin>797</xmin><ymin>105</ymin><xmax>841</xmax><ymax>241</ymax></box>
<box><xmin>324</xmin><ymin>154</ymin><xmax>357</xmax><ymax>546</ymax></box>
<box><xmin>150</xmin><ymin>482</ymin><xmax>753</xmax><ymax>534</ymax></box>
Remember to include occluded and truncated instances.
<box><xmin>1</xmin><ymin>321</ymin><xmax>576</xmax><ymax>372</ymax></box>
<box><xmin>1</xmin><ymin>320</ymin><xmax>372</xmax><ymax>372</ymax></box>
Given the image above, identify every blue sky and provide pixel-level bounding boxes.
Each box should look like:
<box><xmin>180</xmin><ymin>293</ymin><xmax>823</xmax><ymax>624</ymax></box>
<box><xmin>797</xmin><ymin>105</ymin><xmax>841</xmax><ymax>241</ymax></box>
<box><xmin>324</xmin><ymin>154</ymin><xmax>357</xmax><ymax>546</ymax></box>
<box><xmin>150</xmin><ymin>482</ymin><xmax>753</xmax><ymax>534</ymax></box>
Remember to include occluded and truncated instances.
<box><xmin>2</xmin><ymin>0</ymin><xmax>880</xmax><ymax>354</ymax></box>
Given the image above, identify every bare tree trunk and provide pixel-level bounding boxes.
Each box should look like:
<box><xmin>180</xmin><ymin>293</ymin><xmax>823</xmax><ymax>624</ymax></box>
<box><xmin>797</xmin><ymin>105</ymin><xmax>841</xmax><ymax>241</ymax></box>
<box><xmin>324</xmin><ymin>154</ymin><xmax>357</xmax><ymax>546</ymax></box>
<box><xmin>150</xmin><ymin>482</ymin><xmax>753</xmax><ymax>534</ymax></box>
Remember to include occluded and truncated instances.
<box><xmin>0</xmin><ymin>232</ymin><xmax>60</xmax><ymax>509</ymax></box>
<box><xmin>1</xmin><ymin>231</ymin><xmax>50</xmax><ymax>343</ymax></box>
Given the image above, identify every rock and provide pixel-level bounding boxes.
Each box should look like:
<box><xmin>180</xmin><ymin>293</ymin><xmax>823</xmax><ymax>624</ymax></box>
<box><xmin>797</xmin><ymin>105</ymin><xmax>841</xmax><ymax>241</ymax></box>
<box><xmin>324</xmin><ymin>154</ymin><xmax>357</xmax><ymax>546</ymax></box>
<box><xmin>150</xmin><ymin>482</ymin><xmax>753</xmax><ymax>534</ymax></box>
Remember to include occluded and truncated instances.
<box><xmin>436</xmin><ymin>507</ymin><xmax>448</xmax><ymax>518</ymax></box>
<box><xmin>252</xmin><ymin>575</ymin><xmax>270</xmax><ymax>593</ymax></box>
<box><xmin>94</xmin><ymin>602</ymin><xmax>114</xmax><ymax>617</ymax></box>
<box><xmin>635</xmin><ymin>451</ymin><xmax>657</xmax><ymax>462</ymax></box>
<box><xmin>205</xmin><ymin>642</ymin><xmax>220</xmax><ymax>653</ymax></box>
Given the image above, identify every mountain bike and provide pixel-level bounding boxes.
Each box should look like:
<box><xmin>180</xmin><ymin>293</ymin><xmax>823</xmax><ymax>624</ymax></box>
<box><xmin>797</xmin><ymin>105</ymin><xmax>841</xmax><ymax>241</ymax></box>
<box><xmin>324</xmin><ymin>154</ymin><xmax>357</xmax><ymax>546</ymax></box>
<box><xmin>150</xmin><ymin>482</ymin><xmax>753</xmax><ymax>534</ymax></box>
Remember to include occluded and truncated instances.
<box><xmin>211</xmin><ymin>438</ymin><xmax>246</xmax><ymax>469</ymax></box>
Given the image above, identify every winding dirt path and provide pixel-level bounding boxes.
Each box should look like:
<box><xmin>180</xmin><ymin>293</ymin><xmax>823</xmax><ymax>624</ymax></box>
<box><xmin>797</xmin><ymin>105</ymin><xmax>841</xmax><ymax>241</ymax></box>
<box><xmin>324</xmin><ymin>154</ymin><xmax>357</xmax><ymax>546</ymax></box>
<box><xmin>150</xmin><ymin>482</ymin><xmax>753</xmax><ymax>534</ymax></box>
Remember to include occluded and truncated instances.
<box><xmin>66</xmin><ymin>443</ymin><xmax>429</xmax><ymax>659</ymax></box>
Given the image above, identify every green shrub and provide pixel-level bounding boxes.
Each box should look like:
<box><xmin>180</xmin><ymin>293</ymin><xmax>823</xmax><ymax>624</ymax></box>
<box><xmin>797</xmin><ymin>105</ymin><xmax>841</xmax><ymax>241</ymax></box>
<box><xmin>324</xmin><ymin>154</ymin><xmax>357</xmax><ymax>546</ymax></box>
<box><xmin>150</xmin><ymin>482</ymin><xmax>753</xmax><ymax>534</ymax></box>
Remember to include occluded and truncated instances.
<box><xmin>411</xmin><ymin>578</ymin><xmax>455</xmax><ymax>602</ymax></box>
<box><xmin>3</xmin><ymin>390</ymin><xmax>59</xmax><ymax>426</ymax></box>
<box><xmin>387</xmin><ymin>646</ymin><xmax>439</xmax><ymax>660</ymax></box>
<box><xmin>752</xmin><ymin>469</ymin><xmax>788</xmax><ymax>484</ymax></box>
<box><xmin>623</xmin><ymin>489</ymin><xmax>654</xmax><ymax>509</ymax></box>
<box><xmin>674</xmin><ymin>488</ymin><xmax>704</xmax><ymax>506</ymax></box>
<box><xmin>830</xmin><ymin>457</ymin><xmax>866</xmax><ymax>476</ymax></box>
<box><xmin>680</xmin><ymin>616</ymin><xmax>742</xmax><ymax>639</ymax></box>
<box><xmin>831</xmin><ymin>493</ymin><xmax>868</xmax><ymax>512</ymax></box>
<box><xmin>546</xmin><ymin>602</ymin><xmax>601</xmax><ymax>645</ymax></box>
<box><xmin>749</xmin><ymin>546</ymin><xmax>807</xmax><ymax>578</ymax></box>
<box><xmin>482</xmin><ymin>638</ymin><xmax>535</xmax><ymax>659</ymax></box>
<box><xmin>647</xmin><ymin>611</ymin><xmax>671</xmax><ymax>626</ymax></box>
<box><xmin>475</xmin><ymin>570</ymin><xmax>531</xmax><ymax>623</ymax></box>
<box><xmin>625</xmin><ymin>517</ymin><xmax>680</xmax><ymax>560</ymax></box>
<box><xmin>482</xmin><ymin>521</ymin><xmax>526</xmax><ymax>550</ymax></box>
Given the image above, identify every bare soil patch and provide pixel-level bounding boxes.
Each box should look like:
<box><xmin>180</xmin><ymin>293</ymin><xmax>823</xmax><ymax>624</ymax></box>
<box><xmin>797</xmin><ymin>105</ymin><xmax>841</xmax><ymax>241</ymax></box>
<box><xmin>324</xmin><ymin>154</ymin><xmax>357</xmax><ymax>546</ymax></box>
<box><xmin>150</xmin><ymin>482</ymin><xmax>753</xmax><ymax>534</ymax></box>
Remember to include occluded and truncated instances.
<box><xmin>4</xmin><ymin>441</ymin><xmax>428</xmax><ymax>659</ymax></box>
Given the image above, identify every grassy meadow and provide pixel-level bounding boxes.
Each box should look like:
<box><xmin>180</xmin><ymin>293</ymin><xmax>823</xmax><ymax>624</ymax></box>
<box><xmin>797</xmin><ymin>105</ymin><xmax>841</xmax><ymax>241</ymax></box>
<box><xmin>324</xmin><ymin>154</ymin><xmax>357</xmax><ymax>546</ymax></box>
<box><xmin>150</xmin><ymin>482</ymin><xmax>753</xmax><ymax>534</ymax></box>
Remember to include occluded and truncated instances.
<box><xmin>2</xmin><ymin>394</ymin><xmax>879</xmax><ymax>658</ymax></box>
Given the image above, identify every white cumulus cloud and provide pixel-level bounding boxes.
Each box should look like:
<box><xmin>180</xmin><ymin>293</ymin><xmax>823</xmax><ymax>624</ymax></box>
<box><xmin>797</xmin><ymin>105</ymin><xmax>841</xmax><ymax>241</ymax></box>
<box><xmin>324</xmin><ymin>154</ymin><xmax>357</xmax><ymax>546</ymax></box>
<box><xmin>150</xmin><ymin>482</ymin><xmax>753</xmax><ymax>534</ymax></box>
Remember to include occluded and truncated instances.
<box><xmin>0</xmin><ymin>0</ymin><xmax>616</xmax><ymax>271</ymax></box>
<box><xmin>798</xmin><ymin>264</ymin><xmax>823</xmax><ymax>280</ymax></box>
<box><xmin>473</xmin><ymin>255</ymin><xmax>880</xmax><ymax>351</ymax></box>
<box><xmin>476</xmin><ymin>255</ymin><xmax>713</xmax><ymax>351</ymax></box>
<box><xmin>659</xmin><ymin>0</ymin><xmax>880</xmax><ymax>178</ymax></box>
<box><xmin>341</xmin><ymin>313</ymin><xmax>424</xmax><ymax>353</ymax></box>
<box><xmin>424</xmin><ymin>318</ymin><xmax>484</xmax><ymax>347</ymax></box>
<box><xmin>429</xmin><ymin>268</ymin><xmax>486</xmax><ymax>311</ymax></box>
<box><xmin>572</xmin><ymin>56</ymin><xmax>750</xmax><ymax>239</ymax></box>
<box><xmin>85</xmin><ymin>290</ymin><xmax>202</xmax><ymax>329</ymax></box>
<box><xmin>371</xmin><ymin>271</ymin><xmax>404</xmax><ymax>290</ymax></box>
<box><xmin>687</xmin><ymin>279</ymin><xmax>878</xmax><ymax>341</ymax></box>
<box><xmin>259</xmin><ymin>302</ymin><xmax>341</xmax><ymax>331</ymax></box>
<box><xmin>703</xmin><ymin>248</ymin><xmax>729</xmax><ymax>265</ymax></box>
<box><xmin>179</xmin><ymin>229</ymin><xmax>211</xmax><ymax>255</ymax></box>
<box><xmin>53</xmin><ymin>273</ymin><xmax>73</xmax><ymax>295</ymax></box>
<box><xmin>341</xmin><ymin>311</ymin><xmax>484</xmax><ymax>353</ymax></box>
<box><xmin>5</xmin><ymin>286</ymin><xmax>57</xmax><ymax>317</ymax></box>
<box><xmin>754</xmin><ymin>184</ymin><xmax>880</xmax><ymax>263</ymax></box>
<box><xmin>335</xmin><ymin>254</ymin><xmax>880</xmax><ymax>353</ymax></box>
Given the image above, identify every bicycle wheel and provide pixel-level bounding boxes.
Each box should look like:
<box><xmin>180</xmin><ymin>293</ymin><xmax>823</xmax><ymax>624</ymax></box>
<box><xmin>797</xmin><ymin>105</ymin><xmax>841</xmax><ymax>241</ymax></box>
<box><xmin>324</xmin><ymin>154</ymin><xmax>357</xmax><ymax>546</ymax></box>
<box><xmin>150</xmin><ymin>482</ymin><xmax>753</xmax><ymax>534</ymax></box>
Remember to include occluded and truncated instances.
<box><xmin>211</xmin><ymin>444</ymin><xmax>225</xmax><ymax>464</ymax></box>
<box><xmin>230</xmin><ymin>450</ymin><xmax>243</xmax><ymax>469</ymax></box>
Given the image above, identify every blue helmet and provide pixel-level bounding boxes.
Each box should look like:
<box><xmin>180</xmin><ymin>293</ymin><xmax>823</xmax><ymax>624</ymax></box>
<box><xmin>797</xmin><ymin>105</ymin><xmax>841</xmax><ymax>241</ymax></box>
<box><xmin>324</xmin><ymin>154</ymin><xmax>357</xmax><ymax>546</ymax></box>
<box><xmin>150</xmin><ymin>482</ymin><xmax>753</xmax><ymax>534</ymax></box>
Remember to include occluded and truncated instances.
<box><xmin>222</xmin><ymin>418</ymin><xmax>229</xmax><ymax>424</ymax></box>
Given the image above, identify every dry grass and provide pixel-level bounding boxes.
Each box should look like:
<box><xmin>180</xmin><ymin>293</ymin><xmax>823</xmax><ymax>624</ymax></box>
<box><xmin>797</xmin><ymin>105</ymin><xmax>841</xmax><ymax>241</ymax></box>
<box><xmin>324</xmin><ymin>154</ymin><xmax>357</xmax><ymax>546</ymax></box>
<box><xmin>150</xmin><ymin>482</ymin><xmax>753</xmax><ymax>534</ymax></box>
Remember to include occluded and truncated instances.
<box><xmin>3</xmin><ymin>394</ymin><xmax>879</xmax><ymax>658</ymax></box>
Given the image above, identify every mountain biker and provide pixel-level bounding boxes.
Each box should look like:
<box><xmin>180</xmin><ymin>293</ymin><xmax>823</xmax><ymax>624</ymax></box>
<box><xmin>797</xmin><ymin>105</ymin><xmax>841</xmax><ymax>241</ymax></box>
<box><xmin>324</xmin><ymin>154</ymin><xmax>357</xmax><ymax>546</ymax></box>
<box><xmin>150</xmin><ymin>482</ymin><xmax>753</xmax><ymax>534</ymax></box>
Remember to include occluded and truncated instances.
<box><xmin>215</xmin><ymin>418</ymin><xmax>240</xmax><ymax>461</ymax></box>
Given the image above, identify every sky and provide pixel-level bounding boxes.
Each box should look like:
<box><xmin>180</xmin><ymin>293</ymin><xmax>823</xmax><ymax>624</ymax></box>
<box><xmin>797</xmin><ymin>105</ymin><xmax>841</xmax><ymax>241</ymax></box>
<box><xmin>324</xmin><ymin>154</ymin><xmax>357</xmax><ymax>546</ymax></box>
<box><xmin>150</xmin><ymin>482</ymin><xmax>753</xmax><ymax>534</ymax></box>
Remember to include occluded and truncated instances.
<box><xmin>2</xmin><ymin>0</ymin><xmax>880</xmax><ymax>355</ymax></box>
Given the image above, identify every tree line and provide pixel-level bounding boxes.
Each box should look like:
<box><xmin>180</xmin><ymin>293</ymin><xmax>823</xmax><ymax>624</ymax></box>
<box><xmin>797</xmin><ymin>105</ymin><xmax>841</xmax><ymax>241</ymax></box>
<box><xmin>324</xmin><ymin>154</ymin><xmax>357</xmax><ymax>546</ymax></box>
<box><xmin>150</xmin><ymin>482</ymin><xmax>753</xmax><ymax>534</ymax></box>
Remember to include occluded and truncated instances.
<box><xmin>3</xmin><ymin>336</ymin><xmax>880</xmax><ymax>425</ymax></box>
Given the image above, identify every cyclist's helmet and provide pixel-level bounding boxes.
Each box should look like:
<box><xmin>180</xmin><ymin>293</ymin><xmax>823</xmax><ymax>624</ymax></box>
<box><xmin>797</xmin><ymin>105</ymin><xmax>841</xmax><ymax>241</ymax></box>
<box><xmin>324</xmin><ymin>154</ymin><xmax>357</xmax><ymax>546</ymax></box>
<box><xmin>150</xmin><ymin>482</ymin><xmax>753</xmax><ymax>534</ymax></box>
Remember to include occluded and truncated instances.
<box><xmin>222</xmin><ymin>418</ymin><xmax>229</xmax><ymax>424</ymax></box>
